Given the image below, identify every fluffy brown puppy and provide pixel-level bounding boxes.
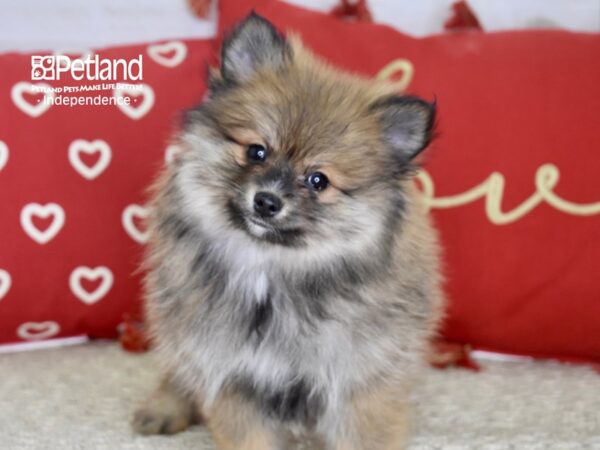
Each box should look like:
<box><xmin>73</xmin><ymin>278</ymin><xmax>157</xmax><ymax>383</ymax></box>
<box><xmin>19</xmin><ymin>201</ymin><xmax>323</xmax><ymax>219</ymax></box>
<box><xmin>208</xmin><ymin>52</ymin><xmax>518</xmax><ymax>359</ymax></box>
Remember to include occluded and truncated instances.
<box><xmin>133</xmin><ymin>13</ymin><xmax>444</xmax><ymax>450</ymax></box>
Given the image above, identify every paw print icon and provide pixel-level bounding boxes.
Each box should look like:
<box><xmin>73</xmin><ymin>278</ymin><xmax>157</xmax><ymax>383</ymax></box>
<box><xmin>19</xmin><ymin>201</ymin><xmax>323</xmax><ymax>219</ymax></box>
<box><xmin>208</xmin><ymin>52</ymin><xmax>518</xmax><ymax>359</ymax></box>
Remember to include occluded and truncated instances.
<box><xmin>31</xmin><ymin>56</ymin><xmax>56</xmax><ymax>80</ymax></box>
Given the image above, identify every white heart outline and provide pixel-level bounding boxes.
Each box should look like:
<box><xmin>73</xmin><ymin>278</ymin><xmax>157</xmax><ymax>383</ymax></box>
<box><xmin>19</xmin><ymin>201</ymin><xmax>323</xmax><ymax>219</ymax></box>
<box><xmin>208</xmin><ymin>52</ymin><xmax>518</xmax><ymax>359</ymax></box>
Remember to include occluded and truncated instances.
<box><xmin>69</xmin><ymin>266</ymin><xmax>114</xmax><ymax>305</ymax></box>
<box><xmin>164</xmin><ymin>143</ymin><xmax>183</xmax><ymax>165</ymax></box>
<box><xmin>11</xmin><ymin>81</ymin><xmax>54</xmax><ymax>118</ymax></box>
<box><xmin>20</xmin><ymin>203</ymin><xmax>65</xmax><ymax>245</ymax></box>
<box><xmin>147</xmin><ymin>41</ymin><xmax>188</xmax><ymax>68</ymax></box>
<box><xmin>0</xmin><ymin>269</ymin><xmax>11</xmax><ymax>301</ymax></box>
<box><xmin>376</xmin><ymin>58</ymin><xmax>414</xmax><ymax>92</ymax></box>
<box><xmin>68</xmin><ymin>139</ymin><xmax>112</xmax><ymax>180</ymax></box>
<box><xmin>17</xmin><ymin>321</ymin><xmax>60</xmax><ymax>341</ymax></box>
<box><xmin>53</xmin><ymin>49</ymin><xmax>93</xmax><ymax>69</ymax></box>
<box><xmin>0</xmin><ymin>141</ymin><xmax>8</xmax><ymax>172</ymax></box>
<box><xmin>122</xmin><ymin>204</ymin><xmax>150</xmax><ymax>244</ymax></box>
<box><xmin>113</xmin><ymin>83</ymin><xmax>155</xmax><ymax>120</ymax></box>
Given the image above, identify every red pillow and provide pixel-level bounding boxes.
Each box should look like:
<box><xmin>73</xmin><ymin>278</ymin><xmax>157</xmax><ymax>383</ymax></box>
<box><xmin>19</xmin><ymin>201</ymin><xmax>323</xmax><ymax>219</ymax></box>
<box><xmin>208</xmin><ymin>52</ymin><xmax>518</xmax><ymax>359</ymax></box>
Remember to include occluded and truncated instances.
<box><xmin>0</xmin><ymin>40</ymin><xmax>212</xmax><ymax>346</ymax></box>
<box><xmin>219</xmin><ymin>0</ymin><xmax>600</xmax><ymax>362</ymax></box>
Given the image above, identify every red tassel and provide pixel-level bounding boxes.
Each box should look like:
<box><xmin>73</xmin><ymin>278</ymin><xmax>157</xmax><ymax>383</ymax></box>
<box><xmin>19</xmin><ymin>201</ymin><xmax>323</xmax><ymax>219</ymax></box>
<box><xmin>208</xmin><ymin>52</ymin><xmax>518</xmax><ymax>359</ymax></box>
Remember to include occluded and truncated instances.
<box><xmin>187</xmin><ymin>0</ymin><xmax>212</xmax><ymax>19</ymax></box>
<box><xmin>331</xmin><ymin>0</ymin><xmax>373</xmax><ymax>23</ymax></box>
<box><xmin>444</xmin><ymin>1</ymin><xmax>482</xmax><ymax>31</ymax></box>
<box><xmin>119</xmin><ymin>314</ymin><xmax>151</xmax><ymax>353</ymax></box>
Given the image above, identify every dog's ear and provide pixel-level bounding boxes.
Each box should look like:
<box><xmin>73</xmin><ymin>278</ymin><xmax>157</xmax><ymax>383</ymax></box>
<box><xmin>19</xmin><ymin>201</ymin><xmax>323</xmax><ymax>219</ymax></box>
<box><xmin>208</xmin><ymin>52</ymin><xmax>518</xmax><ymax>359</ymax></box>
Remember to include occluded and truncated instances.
<box><xmin>371</xmin><ymin>96</ymin><xmax>436</xmax><ymax>162</ymax></box>
<box><xmin>220</xmin><ymin>12</ymin><xmax>290</xmax><ymax>84</ymax></box>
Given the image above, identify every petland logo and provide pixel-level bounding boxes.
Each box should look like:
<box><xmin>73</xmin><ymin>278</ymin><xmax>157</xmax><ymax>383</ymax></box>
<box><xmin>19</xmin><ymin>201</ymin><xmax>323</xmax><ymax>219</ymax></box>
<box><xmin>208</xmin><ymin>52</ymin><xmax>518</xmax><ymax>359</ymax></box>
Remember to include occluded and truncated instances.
<box><xmin>31</xmin><ymin>55</ymin><xmax>143</xmax><ymax>81</ymax></box>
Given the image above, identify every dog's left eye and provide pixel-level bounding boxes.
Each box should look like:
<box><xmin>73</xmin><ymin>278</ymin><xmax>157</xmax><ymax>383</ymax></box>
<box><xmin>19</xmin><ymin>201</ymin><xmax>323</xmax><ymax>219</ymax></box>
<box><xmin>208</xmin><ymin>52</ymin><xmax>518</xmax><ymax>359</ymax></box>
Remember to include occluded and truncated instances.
<box><xmin>306</xmin><ymin>172</ymin><xmax>329</xmax><ymax>191</ymax></box>
<box><xmin>247</xmin><ymin>144</ymin><xmax>267</xmax><ymax>163</ymax></box>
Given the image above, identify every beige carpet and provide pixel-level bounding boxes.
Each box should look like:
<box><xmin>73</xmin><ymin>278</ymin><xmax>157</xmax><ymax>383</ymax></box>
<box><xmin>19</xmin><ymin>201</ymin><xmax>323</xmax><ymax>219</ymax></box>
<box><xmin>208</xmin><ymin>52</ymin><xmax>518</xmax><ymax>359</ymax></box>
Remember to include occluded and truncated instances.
<box><xmin>0</xmin><ymin>342</ymin><xmax>598</xmax><ymax>449</ymax></box>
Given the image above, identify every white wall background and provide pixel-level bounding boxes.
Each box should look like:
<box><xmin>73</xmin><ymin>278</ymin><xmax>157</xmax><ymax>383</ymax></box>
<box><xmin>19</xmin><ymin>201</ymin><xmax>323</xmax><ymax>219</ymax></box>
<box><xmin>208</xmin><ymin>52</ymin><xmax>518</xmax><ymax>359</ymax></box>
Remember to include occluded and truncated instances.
<box><xmin>285</xmin><ymin>0</ymin><xmax>600</xmax><ymax>36</ymax></box>
<box><xmin>0</xmin><ymin>0</ymin><xmax>598</xmax><ymax>52</ymax></box>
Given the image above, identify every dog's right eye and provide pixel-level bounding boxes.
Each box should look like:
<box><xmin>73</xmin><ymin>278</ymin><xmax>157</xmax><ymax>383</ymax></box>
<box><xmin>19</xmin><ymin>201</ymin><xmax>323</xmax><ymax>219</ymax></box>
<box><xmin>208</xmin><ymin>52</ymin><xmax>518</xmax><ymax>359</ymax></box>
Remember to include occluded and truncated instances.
<box><xmin>247</xmin><ymin>144</ymin><xmax>267</xmax><ymax>163</ymax></box>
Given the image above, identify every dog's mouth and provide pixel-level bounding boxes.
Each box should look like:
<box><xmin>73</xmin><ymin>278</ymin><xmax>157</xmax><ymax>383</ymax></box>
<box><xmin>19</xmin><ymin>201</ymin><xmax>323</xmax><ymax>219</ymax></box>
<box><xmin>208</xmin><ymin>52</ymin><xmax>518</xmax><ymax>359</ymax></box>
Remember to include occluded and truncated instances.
<box><xmin>245</xmin><ymin>215</ymin><xmax>271</xmax><ymax>230</ymax></box>
<box><xmin>227</xmin><ymin>199</ymin><xmax>305</xmax><ymax>247</ymax></box>
<box><xmin>244</xmin><ymin>215</ymin><xmax>278</xmax><ymax>238</ymax></box>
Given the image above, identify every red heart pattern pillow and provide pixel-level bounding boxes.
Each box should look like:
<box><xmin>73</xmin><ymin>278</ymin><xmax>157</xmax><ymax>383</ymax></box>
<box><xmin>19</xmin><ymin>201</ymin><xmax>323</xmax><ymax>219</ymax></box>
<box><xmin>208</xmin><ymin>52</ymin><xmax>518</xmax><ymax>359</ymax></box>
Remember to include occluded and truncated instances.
<box><xmin>0</xmin><ymin>39</ymin><xmax>212</xmax><ymax>346</ymax></box>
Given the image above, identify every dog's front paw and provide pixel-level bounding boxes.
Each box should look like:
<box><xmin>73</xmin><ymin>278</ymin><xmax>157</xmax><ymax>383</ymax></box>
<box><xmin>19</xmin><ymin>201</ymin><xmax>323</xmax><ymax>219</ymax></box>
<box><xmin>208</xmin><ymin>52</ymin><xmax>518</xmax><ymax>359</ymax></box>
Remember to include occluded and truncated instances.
<box><xmin>132</xmin><ymin>392</ymin><xmax>193</xmax><ymax>435</ymax></box>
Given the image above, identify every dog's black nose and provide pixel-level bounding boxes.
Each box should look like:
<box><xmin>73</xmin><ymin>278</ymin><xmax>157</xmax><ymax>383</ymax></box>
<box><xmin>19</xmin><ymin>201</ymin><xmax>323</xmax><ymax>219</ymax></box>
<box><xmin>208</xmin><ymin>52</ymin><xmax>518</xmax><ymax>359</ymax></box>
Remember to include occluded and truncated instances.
<box><xmin>253</xmin><ymin>191</ymin><xmax>283</xmax><ymax>218</ymax></box>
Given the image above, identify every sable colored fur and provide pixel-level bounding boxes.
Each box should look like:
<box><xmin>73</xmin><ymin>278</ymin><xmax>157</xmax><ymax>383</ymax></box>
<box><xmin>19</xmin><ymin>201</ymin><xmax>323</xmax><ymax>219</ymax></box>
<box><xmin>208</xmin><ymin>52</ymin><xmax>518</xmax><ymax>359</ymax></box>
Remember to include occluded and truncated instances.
<box><xmin>133</xmin><ymin>13</ymin><xmax>444</xmax><ymax>450</ymax></box>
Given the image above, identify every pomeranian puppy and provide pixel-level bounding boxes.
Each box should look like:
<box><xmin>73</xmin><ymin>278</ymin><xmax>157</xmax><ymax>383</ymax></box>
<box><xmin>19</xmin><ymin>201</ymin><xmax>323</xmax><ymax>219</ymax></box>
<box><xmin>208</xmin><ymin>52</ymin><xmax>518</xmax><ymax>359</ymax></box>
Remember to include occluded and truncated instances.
<box><xmin>133</xmin><ymin>13</ymin><xmax>444</xmax><ymax>450</ymax></box>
